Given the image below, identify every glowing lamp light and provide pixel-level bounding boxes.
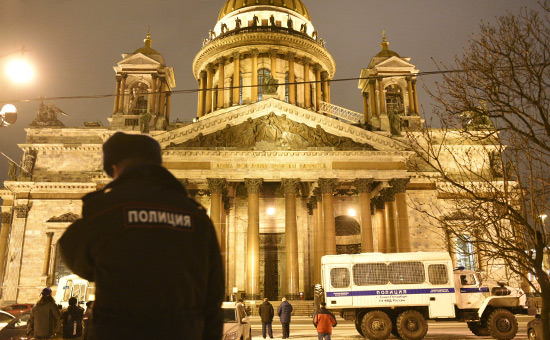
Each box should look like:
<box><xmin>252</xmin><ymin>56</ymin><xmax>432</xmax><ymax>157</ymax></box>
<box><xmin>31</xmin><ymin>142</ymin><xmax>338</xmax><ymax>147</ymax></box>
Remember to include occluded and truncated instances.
<box><xmin>5</xmin><ymin>58</ymin><xmax>34</xmax><ymax>84</ymax></box>
<box><xmin>541</xmin><ymin>214</ymin><xmax>547</xmax><ymax>222</ymax></box>
<box><xmin>0</xmin><ymin>104</ymin><xmax>17</xmax><ymax>126</ymax></box>
<box><xmin>347</xmin><ymin>208</ymin><xmax>356</xmax><ymax>217</ymax></box>
<box><xmin>266</xmin><ymin>207</ymin><xmax>275</xmax><ymax>216</ymax></box>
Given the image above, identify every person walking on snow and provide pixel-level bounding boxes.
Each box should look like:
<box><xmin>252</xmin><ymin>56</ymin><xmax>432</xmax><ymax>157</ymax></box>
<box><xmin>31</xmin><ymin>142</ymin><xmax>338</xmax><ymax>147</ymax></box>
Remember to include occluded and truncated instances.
<box><xmin>277</xmin><ymin>297</ymin><xmax>293</xmax><ymax>339</ymax></box>
<box><xmin>313</xmin><ymin>302</ymin><xmax>337</xmax><ymax>340</ymax></box>
<box><xmin>258</xmin><ymin>298</ymin><xmax>274</xmax><ymax>339</ymax></box>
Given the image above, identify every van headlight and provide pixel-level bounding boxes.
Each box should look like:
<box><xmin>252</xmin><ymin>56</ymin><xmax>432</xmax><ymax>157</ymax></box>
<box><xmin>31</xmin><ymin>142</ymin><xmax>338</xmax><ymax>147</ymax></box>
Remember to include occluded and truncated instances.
<box><xmin>224</xmin><ymin>331</ymin><xmax>238</xmax><ymax>340</ymax></box>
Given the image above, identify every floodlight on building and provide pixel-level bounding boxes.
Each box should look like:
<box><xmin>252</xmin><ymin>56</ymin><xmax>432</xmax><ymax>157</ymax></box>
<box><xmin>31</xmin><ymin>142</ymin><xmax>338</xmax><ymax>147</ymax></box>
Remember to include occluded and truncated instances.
<box><xmin>266</xmin><ymin>207</ymin><xmax>275</xmax><ymax>216</ymax></box>
<box><xmin>0</xmin><ymin>104</ymin><xmax>17</xmax><ymax>127</ymax></box>
<box><xmin>5</xmin><ymin>58</ymin><xmax>34</xmax><ymax>84</ymax></box>
<box><xmin>348</xmin><ymin>208</ymin><xmax>356</xmax><ymax>217</ymax></box>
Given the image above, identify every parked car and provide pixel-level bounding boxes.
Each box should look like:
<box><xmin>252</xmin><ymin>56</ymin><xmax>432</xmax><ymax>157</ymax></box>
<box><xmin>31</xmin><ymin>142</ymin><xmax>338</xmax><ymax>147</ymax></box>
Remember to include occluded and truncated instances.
<box><xmin>222</xmin><ymin>301</ymin><xmax>251</xmax><ymax>340</ymax></box>
<box><xmin>0</xmin><ymin>311</ymin><xmax>15</xmax><ymax>331</ymax></box>
<box><xmin>527</xmin><ymin>315</ymin><xmax>542</xmax><ymax>340</ymax></box>
<box><xmin>0</xmin><ymin>312</ymin><xmax>30</xmax><ymax>340</ymax></box>
<box><xmin>1</xmin><ymin>304</ymin><xmax>32</xmax><ymax>317</ymax></box>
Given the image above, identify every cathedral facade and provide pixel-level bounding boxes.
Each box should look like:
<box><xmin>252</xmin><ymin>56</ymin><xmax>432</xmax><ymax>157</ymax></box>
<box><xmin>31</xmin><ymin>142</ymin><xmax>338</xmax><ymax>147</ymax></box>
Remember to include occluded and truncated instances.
<box><xmin>0</xmin><ymin>0</ymin><xmax>492</xmax><ymax>303</ymax></box>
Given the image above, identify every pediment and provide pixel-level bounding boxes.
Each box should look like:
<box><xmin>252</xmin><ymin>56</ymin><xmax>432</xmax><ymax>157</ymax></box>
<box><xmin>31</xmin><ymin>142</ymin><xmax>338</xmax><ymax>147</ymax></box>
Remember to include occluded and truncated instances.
<box><xmin>171</xmin><ymin>113</ymin><xmax>375</xmax><ymax>150</ymax></box>
<box><xmin>118</xmin><ymin>53</ymin><xmax>161</xmax><ymax>66</ymax></box>
<box><xmin>156</xmin><ymin>99</ymin><xmax>406</xmax><ymax>152</ymax></box>
<box><xmin>375</xmin><ymin>56</ymin><xmax>415</xmax><ymax>70</ymax></box>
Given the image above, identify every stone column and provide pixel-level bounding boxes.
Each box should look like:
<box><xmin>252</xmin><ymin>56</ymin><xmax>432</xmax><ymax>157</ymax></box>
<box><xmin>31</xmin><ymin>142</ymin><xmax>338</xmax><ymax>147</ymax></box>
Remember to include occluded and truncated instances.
<box><xmin>114</xmin><ymin>76</ymin><xmax>122</xmax><ymax>114</ymax></box>
<box><xmin>197</xmin><ymin>71</ymin><xmax>207</xmax><ymax>117</ymax></box>
<box><xmin>354</xmin><ymin>179</ymin><xmax>374</xmax><ymax>252</ymax></box>
<box><xmin>321</xmin><ymin>71</ymin><xmax>329</xmax><ymax>103</ymax></box>
<box><xmin>150</xmin><ymin>74</ymin><xmax>158</xmax><ymax>114</ymax></box>
<box><xmin>373</xmin><ymin>197</ymin><xmax>387</xmax><ymax>253</ymax></box>
<box><xmin>232</xmin><ymin>53</ymin><xmax>241</xmax><ymax>106</ymax></box>
<box><xmin>159</xmin><ymin>80</ymin><xmax>166</xmax><ymax>118</ymax></box>
<box><xmin>269</xmin><ymin>49</ymin><xmax>278</xmax><ymax>82</ymax></box>
<box><xmin>362</xmin><ymin>93</ymin><xmax>369</xmax><ymax>124</ymax></box>
<box><xmin>166</xmin><ymin>93</ymin><xmax>172</xmax><ymax>122</ymax></box>
<box><xmin>251</xmin><ymin>49</ymin><xmax>260</xmax><ymax>102</ymax></box>
<box><xmin>217</xmin><ymin>58</ymin><xmax>226</xmax><ymax>109</ymax></box>
<box><xmin>406</xmin><ymin>76</ymin><xmax>415</xmax><ymax>115</ymax></box>
<box><xmin>413</xmin><ymin>80</ymin><xmax>419</xmax><ymax>114</ymax></box>
<box><xmin>245</xmin><ymin>178</ymin><xmax>263</xmax><ymax>299</ymax></box>
<box><xmin>207</xmin><ymin>178</ymin><xmax>227</xmax><ymax>245</ymax></box>
<box><xmin>381</xmin><ymin>188</ymin><xmax>399</xmax><ymax>253</ymax></box>
<box><xmin>41</xmin><ymin>232</ymin><xmax>54</xmax><ymax>277</ymax></box>
<box><xmin>390</xmin><ymin>178</ymin><xmax>411</xmax><ymax>252</ymax></box>
<box><xmin>287</xmin><ymin>53</ymin><xmax>296</xmax><ymax>105</ymax></box>
<box><xmin>303</xmin><ymin>57</ymin><xmax>311</xmax><ymax>109</ymax></box>
<box><xmin>318</xmin><ymin>178</ymin><xmax>337</xmax><ymax>255</ymax></box>
<box><xmin>282</xmin><ymin>178</ymin><xmax>300</xmax><ymax>299</ymax></box>
<box><xmin>0</xmin><ymin>212</ymin><xmax>12</xmax><ymax>284</ymax></box>
<box><xmin>206</xmin><ymin>64</ymin><xmax>214</xmax><ymax>114</ymax></box>
<box><xmin>313</xmin><ymin>187</ymin><xmax>324</xmax><ymax>269</ymax></box>
<box><xmin>369</xmin><ymin>81</ymin><xmax>377</xmax><ymax>116</ymax></box>
<box><xmin>4</xmin><ymin>205</ymin><xmax>30</xmax><ymax>302</ymax></box>
<box><xmin>118</xmin><ymin>74</ymin><xmax>127</xmax><ymax>113</ymax></box>
<box><xmin>314</xmin><ymin>65</ymin><xmax>322</xmax><ymax>111</ymax></box>
<box><xmin>309</xmin><ymin>196</ymin><xmax>321</xmax><ymax>284</ymax></box>
<box><xmin>377</xmin><ymin>77</ymin><xmax>386</xmax><ymax>114</ymax></box>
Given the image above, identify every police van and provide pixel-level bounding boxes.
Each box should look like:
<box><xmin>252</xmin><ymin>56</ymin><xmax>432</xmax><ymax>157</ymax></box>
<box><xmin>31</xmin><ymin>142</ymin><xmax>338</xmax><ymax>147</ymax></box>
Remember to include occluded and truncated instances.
<box><xmin>320</xmin><ymin>252</ymin><xmax>526</xmax><ymax>340</ymax></box>
<box><xmin>55</xmin><ymin>274</ymin><xmax>94</xmax><ymax>309</ymax></box>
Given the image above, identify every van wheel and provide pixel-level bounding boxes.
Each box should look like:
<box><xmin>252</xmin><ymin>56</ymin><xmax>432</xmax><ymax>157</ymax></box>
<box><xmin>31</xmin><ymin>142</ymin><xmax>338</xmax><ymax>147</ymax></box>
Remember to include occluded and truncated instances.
<box><xmin>467</xmin><ymin>322</ymin><xmax>490</xmax><ymax>336</ymax></box>
<box><xmin>396</xmin><ymin>310</ymin><xmax>428</xmax><ymax>340</ymax></box>
<box><xmin>355</xmin><ymin>314</ymin><xmax>365</xmax><ymax>337</ymax></box>
<box><xmin>487</xmin><ymin>309</ymin><xmax>518</xmax><ymax>340</ymax></box>
<box><xmin>361</xmin><ymin>310</ymin><xmax>392</xmax><ymax>340</ymax></box>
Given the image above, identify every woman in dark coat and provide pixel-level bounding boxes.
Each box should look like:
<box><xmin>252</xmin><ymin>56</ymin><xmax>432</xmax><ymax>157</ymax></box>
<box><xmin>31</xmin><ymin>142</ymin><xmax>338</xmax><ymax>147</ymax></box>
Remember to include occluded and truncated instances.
<box><xmin>277</xmin><ymin>297</ymin><xmax>293</xmax><ymax>339</ymax></box>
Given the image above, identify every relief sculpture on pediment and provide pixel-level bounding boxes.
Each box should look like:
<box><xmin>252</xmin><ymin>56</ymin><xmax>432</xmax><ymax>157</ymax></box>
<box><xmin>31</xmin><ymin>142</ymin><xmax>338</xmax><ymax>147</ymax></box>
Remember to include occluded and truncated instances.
<box><xmin>174</xmin><ymin>113</ymin><xmax>375</xmax><ymax>150</ymax></box>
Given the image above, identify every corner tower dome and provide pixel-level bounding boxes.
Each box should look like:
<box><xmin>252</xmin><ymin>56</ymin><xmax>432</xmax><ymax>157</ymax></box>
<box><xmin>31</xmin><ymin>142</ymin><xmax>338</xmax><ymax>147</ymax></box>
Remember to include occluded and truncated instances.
<box><xmin>218</xmin><ymin>0</ymin><xmax>311</xmax><ymax>21</ymax></box>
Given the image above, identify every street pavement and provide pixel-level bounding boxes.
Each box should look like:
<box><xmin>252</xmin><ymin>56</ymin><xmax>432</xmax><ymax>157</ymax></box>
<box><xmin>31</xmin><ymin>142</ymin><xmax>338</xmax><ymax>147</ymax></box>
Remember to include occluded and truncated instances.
<box><xmin>248</xmin><ymin>315</ymin><xmax>533</xmax><ymax>340</ymax></box>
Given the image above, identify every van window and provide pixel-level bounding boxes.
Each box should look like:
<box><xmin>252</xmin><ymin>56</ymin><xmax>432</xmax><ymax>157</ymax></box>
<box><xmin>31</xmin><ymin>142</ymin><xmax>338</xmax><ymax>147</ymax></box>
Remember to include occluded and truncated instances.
<box><xmin>63</xmin><ymin>280</ymin><xmax>73</xmax><ymax>301</ymax></box>
<box><xmin>353</xmin><ymin>263</ymin><xmax>388</xmax><ymax>285</ymax></box>
<box><xmin>388</xmin><ymin>262</ymin><xmax>425</xmax><ymax>284</ymax></box>
<box><xmin>330</xmin><ymin>268</ymin><xmax>350</xmax><ymax>288</ymax></box>
<box><xmin>428</xmin><ymin>264</ymin><xmax>448</xmax><ymax>284</ymax></box>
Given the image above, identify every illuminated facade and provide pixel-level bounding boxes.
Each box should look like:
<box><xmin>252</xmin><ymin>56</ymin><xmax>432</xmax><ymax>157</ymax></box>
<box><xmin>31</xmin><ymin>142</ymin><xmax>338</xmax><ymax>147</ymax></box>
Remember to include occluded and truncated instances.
<box><xmin>0</xmin><ymin>0</ymin><xmax>495</xmax><ymax>303</ymax></box>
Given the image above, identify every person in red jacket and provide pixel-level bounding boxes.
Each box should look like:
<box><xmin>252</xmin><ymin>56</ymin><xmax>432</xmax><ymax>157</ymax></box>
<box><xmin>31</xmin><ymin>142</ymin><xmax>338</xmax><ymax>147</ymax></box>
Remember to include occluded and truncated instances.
<box><xmin>313</xmin><ymin>302</ymin><xmax>337</xmax><ymax>340</ymax></box>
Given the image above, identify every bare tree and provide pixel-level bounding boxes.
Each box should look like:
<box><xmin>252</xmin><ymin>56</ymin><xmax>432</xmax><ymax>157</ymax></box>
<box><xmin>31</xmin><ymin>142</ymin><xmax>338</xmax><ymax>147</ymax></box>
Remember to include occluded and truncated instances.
<box><xmin>406</xmin><ymin>4</ymin><xmax>550</xmax><ymax>338</ymax></box>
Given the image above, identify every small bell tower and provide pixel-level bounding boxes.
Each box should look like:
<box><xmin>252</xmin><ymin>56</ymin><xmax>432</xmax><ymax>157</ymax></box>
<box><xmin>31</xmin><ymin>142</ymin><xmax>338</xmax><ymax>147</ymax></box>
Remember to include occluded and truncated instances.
<box><xmin>110</xmin><ymin>30</ymin><xmax>176</xmax><ymax>132</ymax></box>
<box><xmin>358</xmin><ymin>32</ymin><xmax>422</xmax><ymax>135</ymax></box>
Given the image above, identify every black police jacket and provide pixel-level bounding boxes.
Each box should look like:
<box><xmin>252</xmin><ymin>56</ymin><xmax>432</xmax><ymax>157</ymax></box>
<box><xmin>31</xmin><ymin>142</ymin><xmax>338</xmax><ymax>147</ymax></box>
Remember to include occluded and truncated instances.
<box><xmin>59</xmin><ymin>164</ymin><xmax>224</xmax><ymax>340</ymax></box>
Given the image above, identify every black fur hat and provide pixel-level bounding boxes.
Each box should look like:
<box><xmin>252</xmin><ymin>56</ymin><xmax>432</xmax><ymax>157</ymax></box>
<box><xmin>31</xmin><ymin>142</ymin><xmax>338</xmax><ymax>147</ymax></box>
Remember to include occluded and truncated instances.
<box><xmin>102</xmin><ymin>132</ymin><xmax>162</xmax><ymax>177</ymax></box>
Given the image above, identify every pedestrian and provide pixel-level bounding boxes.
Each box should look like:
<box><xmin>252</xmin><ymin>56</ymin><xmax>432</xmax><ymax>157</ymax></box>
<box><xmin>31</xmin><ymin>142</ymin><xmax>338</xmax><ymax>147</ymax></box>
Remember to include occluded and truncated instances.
<box><xmin>258</xmin><ymin>298</ymin><xmax>274</xmax><ymax>339</ymax></box>
<box><xmin>236</xmin><ymin>299</ymin><xmax>247</xmax><ymax>321</ymax></box>
<box><xmin>277</xmin><ymin>297</ymin><xmax>293</xmax><ymax>339</ymax></box>
<box><xmin>313</xmin><ymin>302</ymin><xmax>337</xmax><ymax>340</ymax></box>
<box><xmin>27</xmin><ymin>288</ymin><xmax>60</xmax><ymax>339</ymax></box>
<box><xmin>59</xmin><ymin>132</ymin><xmax>225</xmax><ymax>340</ymax></box>
<box><xmin>82</xmin><ymin>301</ymin><xmax>92</xmax><ymax>340</ymax></box>
<box><xmin>61</xmin><ymin>297</ymin><xmax>84</xmax><ymax>339</ymax></box>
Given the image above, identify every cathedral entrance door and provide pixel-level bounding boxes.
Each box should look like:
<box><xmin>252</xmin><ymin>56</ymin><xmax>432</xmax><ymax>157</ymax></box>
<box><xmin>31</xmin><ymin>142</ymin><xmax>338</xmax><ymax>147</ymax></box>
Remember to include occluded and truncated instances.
<box><xmin>260</xmin><ymin>233</ymin><xmax>282</xmax><ymax>301</ymax></box>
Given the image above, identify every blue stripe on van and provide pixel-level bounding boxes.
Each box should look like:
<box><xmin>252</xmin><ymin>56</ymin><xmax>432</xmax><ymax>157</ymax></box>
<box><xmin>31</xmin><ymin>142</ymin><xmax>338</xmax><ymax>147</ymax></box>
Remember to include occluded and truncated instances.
<box><xmin>326</xmin><ymin>288</ymin><xmax>456</xmax><ymax>297</ymax></box>
<box><xmin>460</xmin><ymin>287</ymin><xmax>489</xmax><ymax>293</ymax></box>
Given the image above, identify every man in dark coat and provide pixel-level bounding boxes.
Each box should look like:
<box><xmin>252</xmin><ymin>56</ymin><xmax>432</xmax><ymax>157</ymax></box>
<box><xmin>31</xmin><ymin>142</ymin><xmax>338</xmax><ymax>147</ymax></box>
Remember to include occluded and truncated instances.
<box><xmin>258</xmin><ymin>298</ymin><xmax>274</xmax><ymax>339</ymax></box>
<box><xmin>59</xmin><ymin>132</ymin><xmax>224</xmax><ymax>340</ymax></box>
<box><xmin>61</xmin><ymin>297</ymin><xmax>84</xmax><ymax>339</ymax></box>
<box><xmin>277</xmin><ymin>297</ymin><xmax>293</xmax><ymax>339</ymax></box>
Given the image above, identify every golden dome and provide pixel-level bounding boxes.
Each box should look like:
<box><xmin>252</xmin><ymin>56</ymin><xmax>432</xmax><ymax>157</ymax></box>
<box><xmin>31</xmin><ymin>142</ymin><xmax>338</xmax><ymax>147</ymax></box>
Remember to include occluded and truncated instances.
<box><xmin>133</xmin><ymin>31</ymin><xmax>160</xmax><ymax>55</ymax></box>
<box><xmin>218</xmin><ymin>0</ymin><xmax>311</xmax><ymax>21</ymax></box>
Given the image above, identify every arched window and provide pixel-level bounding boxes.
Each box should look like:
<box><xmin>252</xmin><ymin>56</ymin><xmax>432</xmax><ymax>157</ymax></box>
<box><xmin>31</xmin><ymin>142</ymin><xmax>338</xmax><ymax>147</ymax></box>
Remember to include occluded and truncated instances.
<box><xmin>130</xmin><ymin>82</ymin><xmax>149</xmax><ymax>114</ymax></box>
<box><xmin>285</xmin><ymin>72</ymin><xmax>290</xmax><ymax>103</ymax></box>
<box><xmin>385</xmin><ymin>84</ymin><xmax>404</xmax><ymax>116</ymax></box>
<box><xmin>456</xmin><ymin>235</ymin><xmax>476</xmax><ymax>271</ymax></box>
<box><xmin>54</xmin><ymin>244</ymin><xmax>72</xmax><ymax>284</ymax></box>
<box><xmin>258</xmin><ymin>68</ymin><xmax>271</xmax><ymax>101</ymax></box>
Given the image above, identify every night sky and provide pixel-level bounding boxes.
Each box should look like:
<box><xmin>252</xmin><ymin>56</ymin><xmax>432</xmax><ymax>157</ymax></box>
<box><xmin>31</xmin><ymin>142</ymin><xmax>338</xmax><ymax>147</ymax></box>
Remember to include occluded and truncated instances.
<box><xmin>0</xmin><ymin>0</ymin><xmax>539</xmax><ymax>184</ymax></box>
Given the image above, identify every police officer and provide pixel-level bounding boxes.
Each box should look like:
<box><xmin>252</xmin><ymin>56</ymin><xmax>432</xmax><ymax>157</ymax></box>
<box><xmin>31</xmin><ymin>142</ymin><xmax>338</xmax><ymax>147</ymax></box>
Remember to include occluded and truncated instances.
<box><xmin>59</xmin><ymin>132</ymin><xmax>224</xmax><ymax>340</ymax></box>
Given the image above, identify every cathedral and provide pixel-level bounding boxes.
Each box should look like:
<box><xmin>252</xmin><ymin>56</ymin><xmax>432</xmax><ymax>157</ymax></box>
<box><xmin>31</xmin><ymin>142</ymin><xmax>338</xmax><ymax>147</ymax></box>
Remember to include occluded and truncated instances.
<box><xmin>0</xmin><ymin>0</ymin><xmax>493</xmax><ymax>303</ymax></box>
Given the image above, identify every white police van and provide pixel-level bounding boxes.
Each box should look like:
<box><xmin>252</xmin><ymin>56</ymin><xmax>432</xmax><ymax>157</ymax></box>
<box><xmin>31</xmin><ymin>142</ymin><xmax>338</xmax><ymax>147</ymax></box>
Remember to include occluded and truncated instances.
<box><xmin>320</xmin><ymin>252</ymin><xmax>526</xmax><ymax>340</ymax></box>
<box><xmin>55</xmin><ymin>274</ymin><xmax>94</xmax><ymax>309</ymax></box>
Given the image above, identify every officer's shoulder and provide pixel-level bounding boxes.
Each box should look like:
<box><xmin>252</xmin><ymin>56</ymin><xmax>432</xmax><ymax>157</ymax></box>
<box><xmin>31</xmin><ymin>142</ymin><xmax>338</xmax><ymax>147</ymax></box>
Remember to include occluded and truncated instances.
<box><xmin>186</xmin><ymin>195</ymin><xmax>208</xmax><ymax>212</ymax></box>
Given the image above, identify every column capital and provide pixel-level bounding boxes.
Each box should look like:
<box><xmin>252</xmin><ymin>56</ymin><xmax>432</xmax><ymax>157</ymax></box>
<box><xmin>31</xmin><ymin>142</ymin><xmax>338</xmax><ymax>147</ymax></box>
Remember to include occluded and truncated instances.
<box><xmin>206</xmin><ymin>63</ymin><xmax>216</xmax><ymax>71</ymax></box>
<box><xmin>245</xmin><ymin>178</ymin><xmax>263</xmax><ymax>194</ymax></box>
<box><xmin>281</xmin><ymin>178</ymin><xmax>300</xmax><ymax>194</ymax></box>
<box><xmin>389</xmin><ymin>178</ymin><xmax>410</xmax><ymax>193</ymax></box>
<box><xmin>405</xmin><ymin>76</ymin><xmax>414</xmax><ymax>82</ymax></box>
<box><xmin>207</xmin><ymin>178</ymin><xmax>227</xmax><ymax>194</ymax></box>
<box><xmin>318</xmin><ymin>178</ymin><xmax>338</xmax><ymax>194</ymax></box>
<box><xmin>232</xmin><ymin>52</ymin><xmax>241</xmax><ymax>60</ymax></box>
<box><xmin>372</xmin><ymin>196</ymin><xmax>385</xmax><ymax>210</ymax></box>
<box><xmin>14</xmin><ymin>205</ymin><xmax>29</xmax><ymax>218</ymax></box>
<box><xmin>268</xmin><ymin>49</ymin><xmax>278</xmax><ymax>58</ymax></box>
<box><xmin>152</xmin><ymin>73</ymin><xmax>159</xmax><ymax>79</ymax></box>
<box><xmin>313</xmin><ymin>64</ymin><xmax>322</xmax><ymax>72</ymax></box>
<box><xmin>302</xmin><ymin>57</ymin><xmax>312</xmax><ymax>65</ymax></box>
<box><xmin>45</xmin><ymin>232</ymin><xmax>54</xmax><ymax>238</ymax></box>
<box><xmin>199</xmin><ymin>70</ymin><xmax>207</xmax><ymax>78</ymax></box>
<box><xmin>1</xmin><ymin>212</ymin><xmax>11</xmax><ymax>224</ymax></box>
<box><xmin>353</xmin><ymin>179</ymin><xmax>374</xmax><ymax>193</ymax></box>
<box><xmin>380</xmin><ymin>188</ymin><xmax>396</xmax><ymax>202</ymax></box>
<box><xmin>308</xmin><ymin>195</ymin><xmax>318</xmax><ymax>208</ymax></box>
<box><xmin>313</xmin><ymin>187</ymin><xmax>322</xmax><ymax>201</ymax></box>
<box><xmin>321</xmin><ymin>71</ymin><xmax>329</xmax><ymax>79</ymax></box>
<box><xmin>216</xmin><ymin>57</ymin><xmax>227</xmax><ymax>65</ymax></box>
<box><xmin>121</xmin><ymin>73</ymin><xmax>128</xmax><ymax>78</ymax></box>
<box><xmin>285</xmin><ymin>52</ymin><xmax>296</xmax><ymax>61</ymax></box>
<box><xmin>116</xmin><ymin>75</ymin><xmax>123</xmax><ymax>82</ymax></box>
<box><xmin>250</xmin><ymin>49</ymin><xmax>260</xmax><ymax>57</ymax></box>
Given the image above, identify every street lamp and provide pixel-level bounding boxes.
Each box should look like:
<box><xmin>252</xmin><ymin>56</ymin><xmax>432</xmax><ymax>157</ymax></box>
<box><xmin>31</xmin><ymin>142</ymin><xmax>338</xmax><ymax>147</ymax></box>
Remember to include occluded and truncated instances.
<box><xmin>0</xmin><ymin>104</ymin><xmax>17</xmax><ymax>127</ymax></box>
